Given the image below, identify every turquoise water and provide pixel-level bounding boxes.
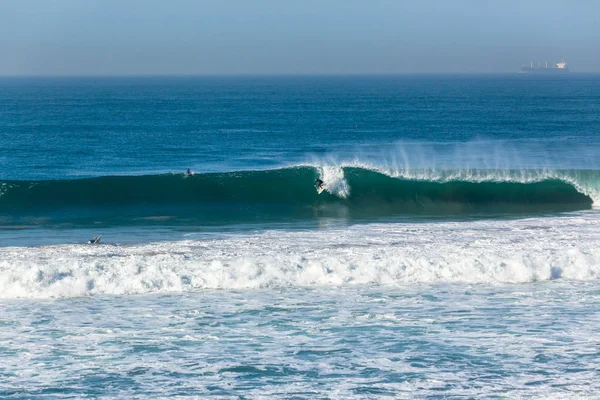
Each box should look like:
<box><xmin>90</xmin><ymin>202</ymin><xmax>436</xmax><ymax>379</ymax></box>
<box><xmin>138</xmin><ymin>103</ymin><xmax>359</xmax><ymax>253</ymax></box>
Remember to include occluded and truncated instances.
<box><xmin>1</xmin><ymin>75</ymin><xmax>600</xmax><ymax>398</ymax></box>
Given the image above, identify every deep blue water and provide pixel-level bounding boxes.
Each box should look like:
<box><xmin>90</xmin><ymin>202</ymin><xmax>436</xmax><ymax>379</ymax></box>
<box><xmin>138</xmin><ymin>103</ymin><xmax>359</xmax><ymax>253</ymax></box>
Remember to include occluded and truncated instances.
<box><xmin>1</xmin><ymin>74</ymin><xmax>600</xmax><ymax>180</ymax></box>
<box><xmin>1</xmin><ymin>75</ymin><xmax>600</xmax><ymax>398</ymax></box>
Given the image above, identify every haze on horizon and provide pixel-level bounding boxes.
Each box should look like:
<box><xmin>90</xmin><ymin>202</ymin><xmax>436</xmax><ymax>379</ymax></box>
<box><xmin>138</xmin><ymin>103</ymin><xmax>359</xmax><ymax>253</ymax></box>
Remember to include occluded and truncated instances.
<box><xmin>1</xmin><ymin>0</ymin><xmax>599</xmax><ymax>76</ymax></box>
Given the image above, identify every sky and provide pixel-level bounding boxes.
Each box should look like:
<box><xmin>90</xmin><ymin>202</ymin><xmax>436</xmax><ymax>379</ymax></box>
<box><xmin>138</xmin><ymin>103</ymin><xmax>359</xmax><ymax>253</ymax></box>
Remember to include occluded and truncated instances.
<box><xmin>0</xmin><ymin>0</ymin><xmax>598</xmax><ymax>75</ymax></box>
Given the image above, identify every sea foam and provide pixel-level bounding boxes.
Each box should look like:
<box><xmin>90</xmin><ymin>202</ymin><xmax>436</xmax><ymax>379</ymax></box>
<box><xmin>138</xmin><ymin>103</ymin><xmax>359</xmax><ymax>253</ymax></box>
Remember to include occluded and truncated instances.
<box><xmin>2</xmin><ymin>213</ymin><xmax>600</xmax><ymax>299</ymax></box>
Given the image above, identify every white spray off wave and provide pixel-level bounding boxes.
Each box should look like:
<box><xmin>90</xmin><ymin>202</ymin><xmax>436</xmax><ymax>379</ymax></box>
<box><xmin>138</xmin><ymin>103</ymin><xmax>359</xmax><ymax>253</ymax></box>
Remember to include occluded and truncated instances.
<box><xmin>309</xmin><ymin>140</ymin><xmax>600</xmax><ymax>204</ymax></box>
<box><xmin>2</xmin><ymin>214</ymin><xmax>600</xmax><ymax>299</ymax></box>
<box><xmin>317</xmin><ymin>166</ymin><xmax>350</xmax><ymax>198</ymax></box>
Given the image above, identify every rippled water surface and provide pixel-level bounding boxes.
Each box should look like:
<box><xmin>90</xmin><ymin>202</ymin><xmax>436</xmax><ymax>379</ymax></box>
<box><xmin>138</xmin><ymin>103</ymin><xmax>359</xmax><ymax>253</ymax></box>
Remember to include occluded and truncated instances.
<box><xmin>2</xmin><ymin>283</ymin><xmax>599</xmax><ymax>399</ymax></box>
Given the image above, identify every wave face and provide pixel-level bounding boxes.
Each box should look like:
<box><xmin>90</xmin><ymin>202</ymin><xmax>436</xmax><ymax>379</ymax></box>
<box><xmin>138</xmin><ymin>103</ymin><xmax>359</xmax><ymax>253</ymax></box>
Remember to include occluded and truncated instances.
<box><xmin>0</xmin><ymin>166</ymin><xmax>596</xmax><ymax>227</ymax></box>
<box><xmin>2</xmin><ymin>214</ymin><xmax>600</xmax><ymax>299</ymax></box>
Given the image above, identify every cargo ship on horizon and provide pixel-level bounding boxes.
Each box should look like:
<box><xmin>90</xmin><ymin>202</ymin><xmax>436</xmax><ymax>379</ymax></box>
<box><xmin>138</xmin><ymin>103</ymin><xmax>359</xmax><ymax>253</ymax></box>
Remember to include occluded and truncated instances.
<box><xmin>520</xmin><ymin>59</ymin><xmax>569</xmax><ymax>73</ymax></box>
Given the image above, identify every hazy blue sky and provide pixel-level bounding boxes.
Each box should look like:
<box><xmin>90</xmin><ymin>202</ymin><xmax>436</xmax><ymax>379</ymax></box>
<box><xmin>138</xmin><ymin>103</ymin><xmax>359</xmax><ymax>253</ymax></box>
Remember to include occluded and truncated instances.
<box><xmin>1</xmin><ymin>0</ymin><xmax>598</xmax><ymax>75</ymax></box>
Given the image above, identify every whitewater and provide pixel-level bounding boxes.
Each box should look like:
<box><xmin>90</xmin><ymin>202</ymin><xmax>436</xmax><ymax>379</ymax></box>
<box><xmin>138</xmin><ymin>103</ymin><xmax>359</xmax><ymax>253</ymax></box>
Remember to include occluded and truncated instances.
<box><xmin>3</xmin><ymin>211</ymin><xmax>600</xmax><ymax>398</ymax></box>
<box><xmin>2</xmin><ymin>212</ymin><xmax>600</xmax><ymax>299</ymax></box>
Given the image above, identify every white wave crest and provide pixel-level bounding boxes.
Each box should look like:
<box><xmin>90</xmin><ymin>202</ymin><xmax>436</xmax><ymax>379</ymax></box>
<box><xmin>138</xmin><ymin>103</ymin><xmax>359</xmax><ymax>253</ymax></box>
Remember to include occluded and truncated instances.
<box><xmin>318</xmin><ymin>166</ymin><xmax>350</xmax><ymax>198</ymax></box>
<box><xmin>308</xmin><ymin>160</ymin><xmax>600</xmax><ymax>206</ymax></box>
<box><xmin>306</xmin><ymin>141</ymin><xmax>600</xmax><ymax>205</ymax></box>
<box><xmin>2</xmin><ymin>213</ymin><xmax>600</xmax><ymax>299</ymax></box>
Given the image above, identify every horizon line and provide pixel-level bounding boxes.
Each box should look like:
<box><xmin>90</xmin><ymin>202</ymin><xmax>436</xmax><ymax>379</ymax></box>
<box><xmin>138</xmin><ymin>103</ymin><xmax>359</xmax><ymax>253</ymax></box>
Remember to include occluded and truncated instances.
<box><xmin>0</xmin><ymin>71</ymin><xmax>598</xmax><ymax>78</ymax></box>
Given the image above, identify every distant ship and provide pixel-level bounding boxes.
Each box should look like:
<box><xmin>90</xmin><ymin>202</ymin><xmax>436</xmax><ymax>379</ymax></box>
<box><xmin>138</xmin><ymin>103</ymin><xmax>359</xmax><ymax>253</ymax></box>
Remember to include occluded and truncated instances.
<box><xmin>520</xmin><ymin>59</ymin><xmax>569</xmax><ymax>73</ymax></box>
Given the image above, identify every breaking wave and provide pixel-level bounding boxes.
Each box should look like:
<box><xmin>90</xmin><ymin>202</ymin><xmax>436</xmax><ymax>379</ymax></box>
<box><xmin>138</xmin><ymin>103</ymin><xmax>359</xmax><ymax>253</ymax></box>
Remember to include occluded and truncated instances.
<box><xmin>0</xmin><ymin>166</ymin><xmax>597</xmax><ymax>227</ymax></box>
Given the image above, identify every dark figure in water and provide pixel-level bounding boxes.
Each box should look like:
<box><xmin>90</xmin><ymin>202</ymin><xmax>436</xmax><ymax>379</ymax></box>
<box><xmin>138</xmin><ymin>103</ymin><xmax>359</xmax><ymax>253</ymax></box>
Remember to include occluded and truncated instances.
<box><xmin>88</xmin><ymin>237</ymin><xmax>98</xmax><ymax>244</ymax></box>
<box><xmin>314</xmin><ymin>178</ymin><xmax>324</xmax><ymax>189</ymax></box>
<box><xmin>186</xmin><ymin>168</ymin><xmax>192</xmax><ymax>176</ymax></box>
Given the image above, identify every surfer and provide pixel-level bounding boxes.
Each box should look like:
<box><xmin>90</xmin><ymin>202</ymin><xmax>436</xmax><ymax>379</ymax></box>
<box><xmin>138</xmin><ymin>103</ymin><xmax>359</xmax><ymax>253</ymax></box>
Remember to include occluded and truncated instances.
<box><xmin>186</xmin><ymin>168</ymin><xmax>192</xmax><ymax>176</ymax></box>
<box><xmin>88</xmin><ymin>235</ymin><xmax>102</xmax><ymax>244</ymax></box>
<box><xmin>314</xmin><ymin>178</ymin><xmax>325</xmax><ymax>191</ymax></box>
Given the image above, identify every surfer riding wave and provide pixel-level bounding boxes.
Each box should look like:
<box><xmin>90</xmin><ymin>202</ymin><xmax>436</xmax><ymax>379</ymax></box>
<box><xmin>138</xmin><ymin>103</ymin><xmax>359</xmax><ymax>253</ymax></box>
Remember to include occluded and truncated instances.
<box><xmin>314</xmin><ymin>178</ymin><xmax>325</xmax><ymax>193</ymax></box>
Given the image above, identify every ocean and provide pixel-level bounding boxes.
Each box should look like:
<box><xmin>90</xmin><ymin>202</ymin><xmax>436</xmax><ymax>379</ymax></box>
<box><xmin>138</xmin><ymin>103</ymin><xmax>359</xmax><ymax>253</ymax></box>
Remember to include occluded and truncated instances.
<box><xmin>1</xmin><ymin>74</ymin><xmax>600</xmax><ymax>398</ymax></box>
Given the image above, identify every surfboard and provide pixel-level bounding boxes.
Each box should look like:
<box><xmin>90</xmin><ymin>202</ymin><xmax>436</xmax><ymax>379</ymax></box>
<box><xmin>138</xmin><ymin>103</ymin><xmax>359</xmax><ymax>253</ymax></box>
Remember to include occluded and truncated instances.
<box><xmin>317</xmin><ymin>186</ymin><xmax>325</xmax><ymax>194</ymax></box>
<box><xmin>93</xmin><ymin>235</ymin><xmax>102</xmax><ymax>244</ymax></box>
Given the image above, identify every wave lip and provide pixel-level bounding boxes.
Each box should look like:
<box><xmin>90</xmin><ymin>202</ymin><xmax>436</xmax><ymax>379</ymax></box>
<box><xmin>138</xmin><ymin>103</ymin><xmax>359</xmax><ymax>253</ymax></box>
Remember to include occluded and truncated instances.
<box><xmin>0</xmin><ymin>166</ymin><xmax>596</xmax><ymax>227</ymax></box>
